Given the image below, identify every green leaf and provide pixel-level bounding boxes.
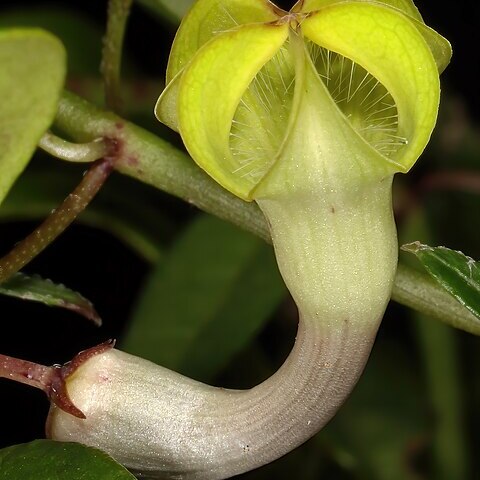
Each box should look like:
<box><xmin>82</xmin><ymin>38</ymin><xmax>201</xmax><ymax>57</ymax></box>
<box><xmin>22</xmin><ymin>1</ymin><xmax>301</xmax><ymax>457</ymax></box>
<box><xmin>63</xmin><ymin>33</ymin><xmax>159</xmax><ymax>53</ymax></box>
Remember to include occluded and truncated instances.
<box><xmin>402</xmin><ymin>242</ymin><xmax>480</xmax><ymax>322</ymax></box>
<box><xmin>392</xmin><ymin>264</ymin><xmax>480</xmax><ymax>335</ymax></box>
<box><xmin>399</xmin><ymin>208</ymin><xmax>469</xmax><ymax>478</ymax></box>
<box><xmin>122</xmin><ymin>214</ymin><xmax>286</xmax><ymax>381</ymax></box>
<box><xmin>0</xmin><ymin>273</ymin><xmax>101</xmax><ymax>325</ymax></box>
<box><xmin>0</xmin><ymin>440</ymin><xmax>135</xmax><ymax>479</ymax></box>
<box><xmin>0</xmin><ymin>29</ymin><xmax>65</xmax><ymax>204</ymax></box>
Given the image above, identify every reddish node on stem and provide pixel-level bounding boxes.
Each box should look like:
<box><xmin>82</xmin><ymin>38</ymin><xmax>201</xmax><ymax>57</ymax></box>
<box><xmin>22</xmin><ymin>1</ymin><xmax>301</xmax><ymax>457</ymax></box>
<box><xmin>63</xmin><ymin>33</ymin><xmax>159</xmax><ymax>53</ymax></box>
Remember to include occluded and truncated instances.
<box><xmin>0</xmin><ymin>340</ymin><xmax>115</xmax><ymax>419</ymax></box>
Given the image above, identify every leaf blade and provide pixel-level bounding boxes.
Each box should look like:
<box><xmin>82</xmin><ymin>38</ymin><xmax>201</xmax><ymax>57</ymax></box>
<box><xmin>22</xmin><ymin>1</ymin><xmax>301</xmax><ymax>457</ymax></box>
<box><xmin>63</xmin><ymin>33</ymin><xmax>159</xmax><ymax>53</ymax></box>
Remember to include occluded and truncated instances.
<box><xmin>0</xmin><ymin>29</ymin><xmax>66</xmax><ymax>204</ymax></box>
<box><xmin>122</xmin><ymin>215</ymin><xmax>285</xmax><ymax>381</ymax></box>
<box><xmin>0</xmin><ymin>440</ymin><xmax>135</xmax><ymax>479</ymax></box>
<box><xmin>0</xmin><ymin>273</ymin><xmax>101</xmax><ymax>325</ymax></box>
<box><xmin>402</xmin><ymin>242</ymin><xmax>480</xmax><ymax>321</ymax></box>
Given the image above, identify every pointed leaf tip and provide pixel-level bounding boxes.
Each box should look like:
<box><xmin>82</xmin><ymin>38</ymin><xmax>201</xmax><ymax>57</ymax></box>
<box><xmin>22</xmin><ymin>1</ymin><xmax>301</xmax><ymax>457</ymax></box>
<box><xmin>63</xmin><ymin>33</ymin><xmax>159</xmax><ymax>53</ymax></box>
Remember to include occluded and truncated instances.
<box><xmin>402</xmin><ymin>242</ymin><xmax>480</xmax><ymax>323</ymax></box>
<box><xmin>0</xmin><ymin>273</ymin><xmax>102</xmax><ymax>326</ymax></box>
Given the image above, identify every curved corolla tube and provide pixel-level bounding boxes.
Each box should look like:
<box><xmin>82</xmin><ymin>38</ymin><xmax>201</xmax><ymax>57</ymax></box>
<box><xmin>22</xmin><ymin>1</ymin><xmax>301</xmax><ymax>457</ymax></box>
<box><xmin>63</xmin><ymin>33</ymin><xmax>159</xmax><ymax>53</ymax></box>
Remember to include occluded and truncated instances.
<box><xmin>2</xmin><ymin>2</ymin><xmax>451</xmax><ymax>480</ymax></box>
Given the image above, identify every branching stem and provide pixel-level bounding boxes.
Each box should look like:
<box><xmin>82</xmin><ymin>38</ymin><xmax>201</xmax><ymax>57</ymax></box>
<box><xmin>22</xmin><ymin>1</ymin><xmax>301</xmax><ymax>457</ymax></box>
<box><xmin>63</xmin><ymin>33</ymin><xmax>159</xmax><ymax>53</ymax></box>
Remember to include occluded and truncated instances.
<box><xmin>0</xmin><ymin>158</ymin><xmax>114</xmax><ymax>284</ymax></box>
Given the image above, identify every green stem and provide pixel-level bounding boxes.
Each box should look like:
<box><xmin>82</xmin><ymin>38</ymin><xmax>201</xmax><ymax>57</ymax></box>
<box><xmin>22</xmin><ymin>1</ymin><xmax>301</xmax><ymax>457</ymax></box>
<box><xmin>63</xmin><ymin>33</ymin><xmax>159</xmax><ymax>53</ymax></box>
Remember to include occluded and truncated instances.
<box><xmin>55</xmin><ymin>91</ymin><xmax>270</xmax><ymax>242</ymax></box>
<box><xmin>0</xmin><ymin>159</ymin><xmax>113</xmax><ymax>284</ymax></box>
<box><xmin>54</xmin><ymin>91</ymin><xmax>479</xmax><ymax>335</ymax></box>
<box><xmin>39</xmin><ymin>132</ymin><xmax>108</xmax><ymax>163</ymax></box>
<box><xmin>102</xmin><ymin>0</ymin><xmax>133</xmax><ymax>112</ymax></box>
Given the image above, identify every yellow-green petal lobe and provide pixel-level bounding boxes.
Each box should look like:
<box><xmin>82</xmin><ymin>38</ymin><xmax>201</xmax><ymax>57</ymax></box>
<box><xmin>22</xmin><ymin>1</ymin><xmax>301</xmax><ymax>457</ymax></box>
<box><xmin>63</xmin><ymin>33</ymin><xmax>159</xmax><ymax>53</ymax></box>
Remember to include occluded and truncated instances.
<box><xmin>294</xmin><ymin>0</ymin><xmax>451</xmax><ymax>73</ymax></box>
<box><xmin>166</xmin><ymin>0</ymin><xmax>281</xmax><ymax>83</ymax></box>
<box><xmin>302</xmin><ymin>3</ymin><xmax>439</xmax><ymax>172</ymax></box>
<box><xmin>155</xmin><ymin>70</ymin><xmax>181</xmax><ymax>132</ymax></box>
<box><xmin>178</xmin><ymin>23</ymin><xmax>289</xmax><ymax>200</ymax></box>
<box><xmin>294</xmin><ymin>0</ymin><xmax>422</xmax><ymax>19</ymax></box>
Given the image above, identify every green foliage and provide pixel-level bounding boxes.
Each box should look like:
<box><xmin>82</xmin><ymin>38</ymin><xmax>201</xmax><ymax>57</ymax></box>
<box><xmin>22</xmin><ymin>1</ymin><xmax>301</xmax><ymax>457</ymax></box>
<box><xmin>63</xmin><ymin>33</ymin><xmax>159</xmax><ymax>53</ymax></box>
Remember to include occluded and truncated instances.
<box><xmin>122</xmin><ymin>214</ymin><xmax>285</xmax><ymax>380</ymax></box>
<box><xmin>0</xmin><ymin>440</ymin><xmax>135</xmax><ymax>479</ymax></box>
<box><xmin>0</xmin><ymin>273</ymin><xmax>100</xmax><ymax>325</ymax></box>
<box><xmin>0</xmin><ymin>29</ymin><xmax>65</xmax><ymax>204</ymax></box>
<box><xmin>392</xmin><ymin>263</ymin><xmax>480</xmax><ymax>334</ymax></box>
<box><xmin>403</xmin><ymin>242</ymin><xmax>480</xmax><ymax>322</ymax></box>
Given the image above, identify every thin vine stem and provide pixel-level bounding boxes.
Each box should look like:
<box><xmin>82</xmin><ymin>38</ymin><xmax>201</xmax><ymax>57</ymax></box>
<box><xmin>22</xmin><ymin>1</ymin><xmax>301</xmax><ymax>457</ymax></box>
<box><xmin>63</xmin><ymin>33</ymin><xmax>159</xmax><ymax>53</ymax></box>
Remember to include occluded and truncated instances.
<box><xmin>39</xmin><ymin>132</ymin><xmax>108</xmax><ymax>163</ymax></box>
<box><xmin>102</xmin><ymin>0</ymin><xmax>133</xmax><ymax>112</ymax></box>
<box><xmin>0</xmin><ymin>0</ymin><xmax>133</xmax><ymax>285</ymax></box>
<box><xmin>53</xmin><ymin>91</ymin><xmax>480</xmax><ymax>335</ymax></box>
<box><xmin>0</xmin><ymin>341</ymin><xmax>115</xmax><ymax>419</ymax></box>
<box><xmin>0</xmin><ymin>354</ymin><xmax>87</xmax><ymax>416</ymax></box>
<box><xmin>0</xmin><ymin>353</ymin><xmax>54</xmax><ymax>393</ymax></box>
<box><xmin>0</xmin><ymin>158</ymin><xmax>114</xmax><ymax>284</ymax></box>
<box><xmin>56</xmin><ymin>91</ymin><xmax>270</xmax><ymax>242</ymax></box>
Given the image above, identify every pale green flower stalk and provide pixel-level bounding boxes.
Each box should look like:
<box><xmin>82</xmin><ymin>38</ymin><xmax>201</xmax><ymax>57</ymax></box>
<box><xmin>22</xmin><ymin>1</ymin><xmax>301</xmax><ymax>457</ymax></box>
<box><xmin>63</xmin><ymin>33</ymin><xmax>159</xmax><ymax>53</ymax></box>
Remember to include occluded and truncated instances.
<box><xmin>45</xmin><ymin>1</ymin><xmax>451</xmax><ymax>479</ymax></box>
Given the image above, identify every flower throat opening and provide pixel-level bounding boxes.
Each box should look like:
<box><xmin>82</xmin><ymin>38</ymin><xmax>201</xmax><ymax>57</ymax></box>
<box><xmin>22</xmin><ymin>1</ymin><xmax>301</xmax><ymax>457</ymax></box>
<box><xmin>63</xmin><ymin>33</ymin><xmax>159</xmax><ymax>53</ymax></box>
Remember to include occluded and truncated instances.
<box><xmin>229</xmin><ymin>38</ymin><xmax>405</xmax><ymax>183</ymax></box>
